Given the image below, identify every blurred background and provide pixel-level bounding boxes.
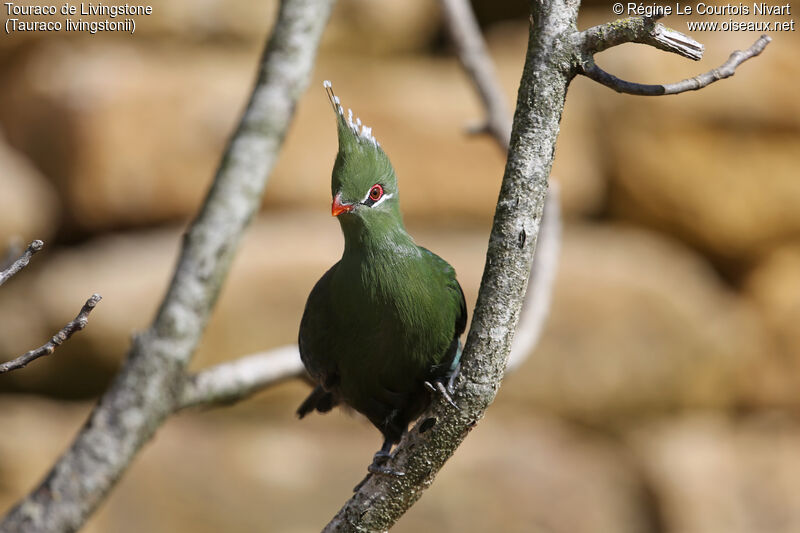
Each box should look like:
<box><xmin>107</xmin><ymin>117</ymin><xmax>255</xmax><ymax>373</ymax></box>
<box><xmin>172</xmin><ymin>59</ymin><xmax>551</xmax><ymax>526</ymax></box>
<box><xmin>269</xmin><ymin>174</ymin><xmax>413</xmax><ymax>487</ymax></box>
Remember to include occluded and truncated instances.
<box><xmin>1</xmin><ymin>0</ymin><xmax>799</xmax><ymax>531</ymax></box>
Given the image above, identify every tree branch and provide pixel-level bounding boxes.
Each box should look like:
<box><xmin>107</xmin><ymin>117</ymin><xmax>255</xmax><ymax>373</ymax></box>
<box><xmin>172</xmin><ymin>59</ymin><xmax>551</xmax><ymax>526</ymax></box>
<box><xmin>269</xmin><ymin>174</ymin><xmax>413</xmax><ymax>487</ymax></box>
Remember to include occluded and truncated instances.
<box><xmin>1</xmin><ymin>238</ymin><xmax>24</xmax><ymax>271</ymax></box>
<box><xmin>439</xmin><ymin>0</ymin><xmax>511</xmax><ymax>150</ymax></box>
<box><xmin>322</xmin><ymin>0</ymin><xmax>579</xmax><ymax>529</ymax></box>
<box><xmin>576</xmin><ymin>13</ymin><xmax>770</xmax><ymax>96</ymax></box>
<box><xmin>0</xmin><ymin>294</ymin><xmax>102</xmax><ymax>375</ymax></box>
<box><xmin>581</xmin><ymin>34</ymin><xmax>771</xmax><ymax>95</ymax></box>
<box><xmin>0</xmin><ymin>241</ymin><xmax>101</xmax><ymax>376</ymax></box>
<box><xmin>506</xmin><ymin>182</ymin><xmax>561</xmax><ymax>372</ymax></box>
<box><xmin>0</xmin><ymin>240</ymin><xmax>43</xmax><ymax>287</ymax></box>
<box><xmin>439</xmin><ymin>0</ymin><xmax>559</xmax><ymax>375</ymax></box>
<box><xmin>0</xmin><ymin>0</ymin><xmax>334</xmax><ymax>531</ymax></box>
<box><xmin>178</xmin><ymin>346</ymin><xmax>304</xmax><ymax>410</ymax></box>
<box><xmin>579</xmin><ymin>15</ymin><xmax>704</xmax><ymax>60</ymax></box>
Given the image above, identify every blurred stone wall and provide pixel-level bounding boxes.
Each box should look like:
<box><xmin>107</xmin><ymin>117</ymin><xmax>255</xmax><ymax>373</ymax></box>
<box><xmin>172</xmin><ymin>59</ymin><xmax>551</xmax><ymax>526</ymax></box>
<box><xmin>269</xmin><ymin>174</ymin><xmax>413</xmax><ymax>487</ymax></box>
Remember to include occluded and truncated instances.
<box><xmin>1</xmin><ymin>1</ymin><xmax>799</xmax><ymax>532</ymax></box>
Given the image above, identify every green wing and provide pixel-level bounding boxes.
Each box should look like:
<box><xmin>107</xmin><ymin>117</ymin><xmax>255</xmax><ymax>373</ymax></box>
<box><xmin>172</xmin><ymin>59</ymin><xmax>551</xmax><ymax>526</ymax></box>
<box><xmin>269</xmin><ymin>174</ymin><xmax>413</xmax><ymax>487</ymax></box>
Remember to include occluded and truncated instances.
<box><xmin>297</xmin><ymin>264</ymin><xmax>341</xmax><ymax>415</ymax></box>
<box><xmin>420</xmin><ymin>246</ymin><xmax>467</xmax><ymax>340</ymax></box>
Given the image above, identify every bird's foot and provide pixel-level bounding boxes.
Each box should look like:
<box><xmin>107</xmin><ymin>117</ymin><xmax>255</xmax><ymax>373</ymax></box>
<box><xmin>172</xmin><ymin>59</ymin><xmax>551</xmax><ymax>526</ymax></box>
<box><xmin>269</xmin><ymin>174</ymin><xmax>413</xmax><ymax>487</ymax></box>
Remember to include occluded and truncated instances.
<box><xmin>446</xmin><ymin>362</ymin><xmax>461</xmax><ymax>392</ymax></box>
<box><xmin>367</xmin><ymin>449</ymin><xmax>405</xmax><ymax>477</ymax></box>
<box><xmin>424</xmin><ymin>364</ymin><xmax>460</xmax><ymax>409</ymax></box>
<box><xmin>353</xmin><ymin>451</ymin><xmax>404</xmax><ymax>491</ymax></box>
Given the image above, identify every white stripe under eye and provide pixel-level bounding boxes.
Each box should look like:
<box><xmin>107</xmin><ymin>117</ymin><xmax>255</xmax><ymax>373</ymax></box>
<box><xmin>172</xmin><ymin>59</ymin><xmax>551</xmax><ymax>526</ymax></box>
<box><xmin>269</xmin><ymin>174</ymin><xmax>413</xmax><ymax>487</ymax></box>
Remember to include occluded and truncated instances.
<box><xmin>370</xmin><ymin>192</ymin><xmax>393</xmax><ymax>208</ymax></box>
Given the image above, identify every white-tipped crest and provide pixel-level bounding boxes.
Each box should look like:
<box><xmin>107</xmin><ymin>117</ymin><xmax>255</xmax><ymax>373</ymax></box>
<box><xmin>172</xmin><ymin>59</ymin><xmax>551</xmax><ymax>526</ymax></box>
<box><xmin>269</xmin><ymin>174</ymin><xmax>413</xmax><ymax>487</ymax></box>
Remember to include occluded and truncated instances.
<box><xmin>322</xmin><ymin>80</ymin><xmax>380</xmax><ymax>147</ymax></box>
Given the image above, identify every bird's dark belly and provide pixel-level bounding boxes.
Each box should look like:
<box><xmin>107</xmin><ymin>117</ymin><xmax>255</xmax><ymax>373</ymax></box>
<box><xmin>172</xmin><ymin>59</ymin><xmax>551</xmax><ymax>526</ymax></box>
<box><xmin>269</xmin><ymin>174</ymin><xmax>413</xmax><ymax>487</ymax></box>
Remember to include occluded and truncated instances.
<box><xmin>328</xmin><ymin>302</ymin><xmax>445</xmax><ymax>442</ymax></box>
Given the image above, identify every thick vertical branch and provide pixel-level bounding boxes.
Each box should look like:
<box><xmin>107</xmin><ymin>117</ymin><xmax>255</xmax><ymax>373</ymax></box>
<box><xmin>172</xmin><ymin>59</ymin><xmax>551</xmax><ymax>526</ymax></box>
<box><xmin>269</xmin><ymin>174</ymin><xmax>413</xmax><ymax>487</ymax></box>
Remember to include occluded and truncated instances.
<box><xmin>439</xmin><ymin>0</ymin><xmax>561</xmax><ymax>373</ymax></box>
<box><xmin>0</xmin><ymin>1</ymin><xmax>334</xmax><ymax>531</ymax></box>
<box><xmin>322</xmin><ymin>0</ymin><xmax>579</xmax><ymax>530</ymax></box>
<box><xmin>506</xmin><ymin>182</ymin><xmax>561</xmax><ymax>372</ymax></box>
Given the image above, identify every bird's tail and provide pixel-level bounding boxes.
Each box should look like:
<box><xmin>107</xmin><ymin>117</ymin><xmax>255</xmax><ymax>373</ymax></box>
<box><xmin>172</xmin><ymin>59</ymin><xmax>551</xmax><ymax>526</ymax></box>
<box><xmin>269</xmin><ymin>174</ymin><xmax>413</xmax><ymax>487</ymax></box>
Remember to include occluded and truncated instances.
<box><xmin>296</xmin><ymin>385</ymin><xmax>336</xmax><ymax>418</ymax></box>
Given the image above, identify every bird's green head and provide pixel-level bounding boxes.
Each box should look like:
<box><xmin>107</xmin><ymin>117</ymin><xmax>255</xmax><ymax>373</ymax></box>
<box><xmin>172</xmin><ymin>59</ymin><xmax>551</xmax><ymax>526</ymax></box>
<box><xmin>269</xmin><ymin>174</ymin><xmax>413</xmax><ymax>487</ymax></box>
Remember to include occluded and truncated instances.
<box><xmin>324</xmin><ymin>81</ymin><xmax>401</xmax><ymax>227</ymax></box>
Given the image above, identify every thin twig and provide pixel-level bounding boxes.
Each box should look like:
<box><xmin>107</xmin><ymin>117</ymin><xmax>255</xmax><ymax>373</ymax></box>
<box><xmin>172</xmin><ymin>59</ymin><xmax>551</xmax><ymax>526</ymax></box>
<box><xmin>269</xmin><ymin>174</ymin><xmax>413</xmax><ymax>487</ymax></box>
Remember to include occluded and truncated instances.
<box><xmin>439</xmin><ymin>0</ymin><xmax>511</xmax><ymax>150</ymax></box>
<box><xmin>0</xmin><ymin>240</ymin><xmax>43</xmax><ymax>287</ymax></box>
<box><xmin>0</xmin><ymin>238</ymin><xmax>24</xmax><ymax>271</ymax></box>
<box><xmin>179</xmin><ymin>346</ymin><xmax>304</xmax><ymax>410</ymax></box>
<box><xmin>0</xmin><ymin>294</ymin><xmax>102</xmax><ymax>375</ymax></box>
<box><xmin>0</xmin><ymin>0</ymin><xmax>334</xmax><ymax>531</ymax></box>
<box><xmin>582</xmin><ymin>35</ymin><xmax>771</xmax><ymax>95</ymax></box>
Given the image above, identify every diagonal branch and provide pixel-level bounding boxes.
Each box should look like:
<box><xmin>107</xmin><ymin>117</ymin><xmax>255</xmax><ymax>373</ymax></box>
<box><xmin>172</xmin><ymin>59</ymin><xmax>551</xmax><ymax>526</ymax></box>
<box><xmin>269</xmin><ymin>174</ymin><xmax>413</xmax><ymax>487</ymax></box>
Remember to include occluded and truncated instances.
<box><xmin>582</xmin><ymin>34</ymin><xmax>771</xmax><ymax>95</ymax></box>
<box><xmin>0</xmin><ymin>294</ymin><xmax>102</xmax><ymax>375</ymax></box>
<box><xmin>439</xmin><ymin>0</ymin><xmax>512</xmax><ymax>149</ymax></box>
<box><xmin>1</xmin><ymin>238</ymin><xmax>24</xmax><ymax>272</ymax></box>
<box><xmin>0</xmin><ymin>240</ymin><xmax>43</xmax><ymax>287</ymax></box>
<box><xmin>0</xmin><ymin>0</ymin><xmax>334</xmax><ymax>531</ymax></box>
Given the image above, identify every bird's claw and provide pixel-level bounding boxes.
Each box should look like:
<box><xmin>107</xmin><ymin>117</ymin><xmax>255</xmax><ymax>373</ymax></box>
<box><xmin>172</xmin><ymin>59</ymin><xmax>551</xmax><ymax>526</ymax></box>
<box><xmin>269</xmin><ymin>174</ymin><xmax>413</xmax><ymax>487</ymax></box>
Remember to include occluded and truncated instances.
<box><xmin>372</xmin><ymin>449</ymin><xmax>391</xmax><ymax>465</ymax></box>
<box><xmin>367</xmin><ymin>463</ymin><xmax>406</xmax><ymax>476</ymax></box>
<box><xmin>352</xmin><ymin>466</ymin><xmax>405</xmax><ymax>492</ymax></box>
<box><xmin>424</xmin><ymin>379</ymin><xmax>459</xmax><ymax>409</ymax></box>
<box><xmin>365</xmin><ymin>450</ymin><xmax>404</xmax><ymax>478</ymax></box>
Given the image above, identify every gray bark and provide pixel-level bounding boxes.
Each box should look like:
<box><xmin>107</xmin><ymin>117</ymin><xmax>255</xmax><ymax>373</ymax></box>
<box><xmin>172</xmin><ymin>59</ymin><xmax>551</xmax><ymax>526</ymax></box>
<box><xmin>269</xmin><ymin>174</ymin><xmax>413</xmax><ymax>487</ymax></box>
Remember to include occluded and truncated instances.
<box><xmin>439</xmin><ymin>0</ymin><xmax>512</xmax><ymax>149</ymax></box>
<box><xmin>581</xmin><ymin>34</ymin><xmax>770</xmax><ymax>95</ymax></box>
<box><xmin>0</xmin><ymin>0</ymin><xmax>333</xmax><ymax>531</ymax></box>
<box><xmin>0</xmin><ymin>295</ymin><xmax>101</xmax><ymax>374</ymax></box>
<box><xmin>179</xmin><ymin>346</ymin><xmax>304</xmax><ymax>410</ymax></box>
<box><xmin>0</xmin><ymin>240</ymin><xmax>42</xmax><ymax>287</ymax></box>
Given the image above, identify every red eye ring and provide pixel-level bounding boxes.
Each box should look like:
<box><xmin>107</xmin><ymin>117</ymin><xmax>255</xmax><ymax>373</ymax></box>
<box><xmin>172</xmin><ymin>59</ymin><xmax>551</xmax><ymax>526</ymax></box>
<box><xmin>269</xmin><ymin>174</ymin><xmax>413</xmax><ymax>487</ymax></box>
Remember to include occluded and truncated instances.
<box><xmin>369</xmin><ymin>184</ymin><xmax>383</xmax><ymax>202</ymax></box>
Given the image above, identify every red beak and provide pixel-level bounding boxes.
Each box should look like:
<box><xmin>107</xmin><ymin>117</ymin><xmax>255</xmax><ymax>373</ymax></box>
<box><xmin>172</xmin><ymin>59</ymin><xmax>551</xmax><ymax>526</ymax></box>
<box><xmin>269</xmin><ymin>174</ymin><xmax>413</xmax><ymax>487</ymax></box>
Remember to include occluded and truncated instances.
<box><xmin>331</xmin><ymin>193</ymin><xmax>354</xmax><ymax>217</ymax></box>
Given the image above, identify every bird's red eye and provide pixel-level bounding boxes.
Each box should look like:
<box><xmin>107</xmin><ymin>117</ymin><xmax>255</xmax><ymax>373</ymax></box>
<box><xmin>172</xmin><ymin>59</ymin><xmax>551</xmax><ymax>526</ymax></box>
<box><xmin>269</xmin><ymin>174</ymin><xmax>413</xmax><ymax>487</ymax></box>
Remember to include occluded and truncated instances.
<box><xmin>369</xmin><ymin>184</ymin><xmax>383</xmax><ymax>201</ymax></box>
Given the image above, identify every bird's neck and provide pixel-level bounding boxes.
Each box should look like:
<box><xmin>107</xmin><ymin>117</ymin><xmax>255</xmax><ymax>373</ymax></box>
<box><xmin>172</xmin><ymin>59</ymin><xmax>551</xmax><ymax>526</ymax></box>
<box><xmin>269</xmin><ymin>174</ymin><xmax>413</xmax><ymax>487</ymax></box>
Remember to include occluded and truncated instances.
<box><xmin>338</xmin><ymin>214</ymin><xmax>416</xmax><ymax>259</ymax></box>
<box><xmin>335</xmin><ymin>215</ymin><xmax>423</xmax><ymax>303</ymax></box>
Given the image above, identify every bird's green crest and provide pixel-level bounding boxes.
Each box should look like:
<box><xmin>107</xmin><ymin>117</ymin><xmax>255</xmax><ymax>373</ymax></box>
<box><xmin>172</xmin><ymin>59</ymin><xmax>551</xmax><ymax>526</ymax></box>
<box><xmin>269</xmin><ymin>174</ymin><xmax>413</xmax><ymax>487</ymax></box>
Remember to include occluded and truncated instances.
<box><xmin>324</xmin><ymin>81</ymin><xmax>399</xmax><ymax>218</ymax></box>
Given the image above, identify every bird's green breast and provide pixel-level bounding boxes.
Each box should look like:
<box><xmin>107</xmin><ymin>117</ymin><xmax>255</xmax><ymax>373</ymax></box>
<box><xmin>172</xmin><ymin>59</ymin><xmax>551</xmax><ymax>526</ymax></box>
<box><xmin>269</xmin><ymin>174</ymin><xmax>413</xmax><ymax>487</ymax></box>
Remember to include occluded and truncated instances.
<box><xmin>325</xmin><ymin>226</ymin><xmax>459</xmax><ymax>410</ymax></box>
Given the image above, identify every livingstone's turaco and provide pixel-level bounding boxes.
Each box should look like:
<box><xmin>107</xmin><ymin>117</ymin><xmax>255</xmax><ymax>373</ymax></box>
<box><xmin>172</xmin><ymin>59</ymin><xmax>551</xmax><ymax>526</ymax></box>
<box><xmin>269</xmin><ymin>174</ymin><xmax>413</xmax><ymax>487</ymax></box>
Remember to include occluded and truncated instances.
<box><xmin>297</xmin><ymin>81</ymin><xmax>467</xmax><ymax>476</ymax></box>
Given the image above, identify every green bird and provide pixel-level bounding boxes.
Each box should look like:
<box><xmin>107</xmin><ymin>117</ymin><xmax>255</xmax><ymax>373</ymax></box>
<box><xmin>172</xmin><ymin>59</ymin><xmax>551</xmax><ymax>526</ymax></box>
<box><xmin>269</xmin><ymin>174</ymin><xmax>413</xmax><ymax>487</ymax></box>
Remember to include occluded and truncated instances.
<box><xmin>297</xmin><ymin>81</ymin><xmax>467</xmax><ymax>474</ymax></box>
